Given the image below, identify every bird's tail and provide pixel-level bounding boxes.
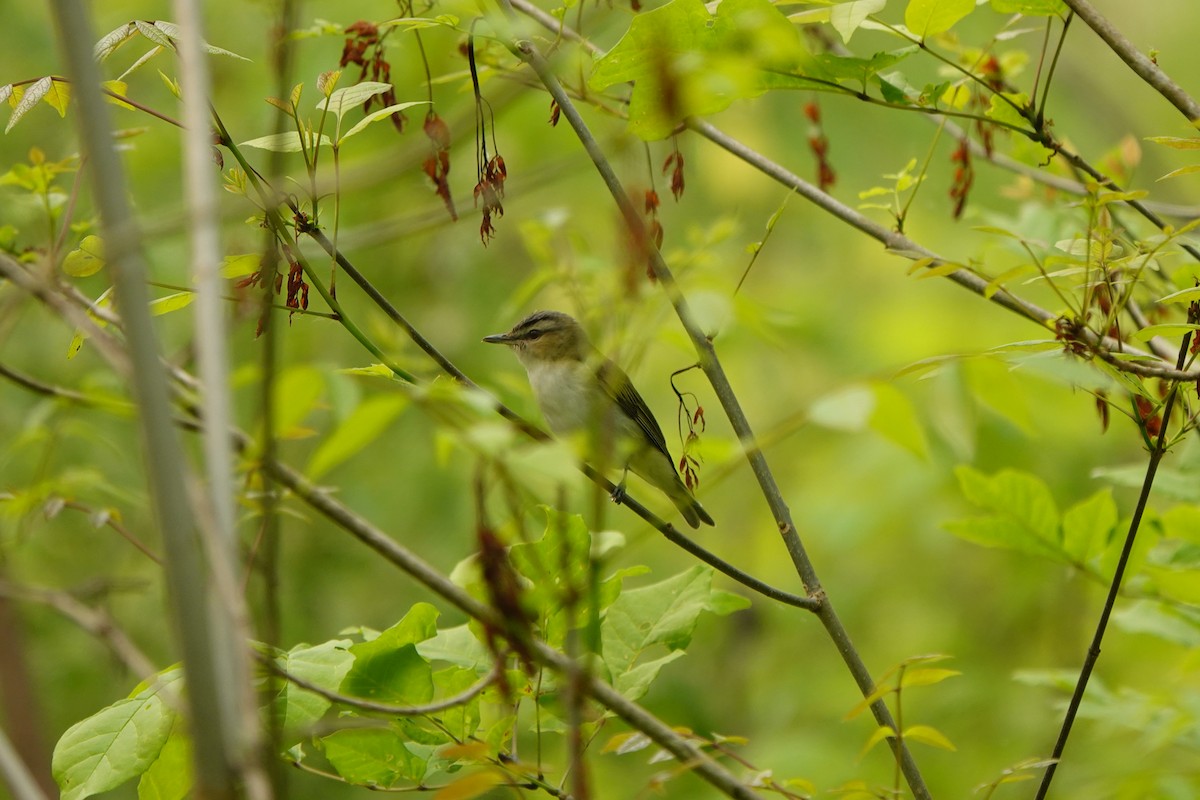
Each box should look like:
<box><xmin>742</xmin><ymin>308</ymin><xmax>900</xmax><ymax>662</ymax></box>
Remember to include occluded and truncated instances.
<box><xmin>669</xmin><ymin>477</ymin><xmax>715</xmax><ymax>529</ymax></box>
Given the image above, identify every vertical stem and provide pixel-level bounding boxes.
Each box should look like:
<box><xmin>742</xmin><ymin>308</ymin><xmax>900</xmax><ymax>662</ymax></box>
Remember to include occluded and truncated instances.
<box><xmin>171</xmin><ymin>2</ymin><xmax>272</xmax><ymax>799</ymax></box>
<box><xmin>48</xmin><ymin>3</ymin><xmax>243</xmax><ymax>798</ymax></box>
<box><xmin>1034</xmin><ymin>334</ymin><xmax>1191</xmax><ymax>799</ymax></box>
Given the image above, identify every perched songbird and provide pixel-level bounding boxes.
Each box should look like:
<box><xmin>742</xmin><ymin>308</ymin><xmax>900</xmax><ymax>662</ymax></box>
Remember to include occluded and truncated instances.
<box><xmin>484</xmin><ymin>310</ymin><xmax>714</xmax><ymax>529</ymax></box>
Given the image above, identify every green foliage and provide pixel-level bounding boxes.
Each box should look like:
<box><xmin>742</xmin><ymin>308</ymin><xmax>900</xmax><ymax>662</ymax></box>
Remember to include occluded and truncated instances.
<box><xmin>589</xmin><ymin>0</ymin><xmax>815</xmax><ymax>139</ymax></box>
<box><xmin>48</xmin><ymin>511</ymin><xmax>748</xmax><ymax>795</ymax></box>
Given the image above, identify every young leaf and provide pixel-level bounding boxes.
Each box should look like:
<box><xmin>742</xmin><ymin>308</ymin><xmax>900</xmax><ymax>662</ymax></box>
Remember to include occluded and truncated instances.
<box><xmin>899</xmin><ymin>667</ymin><xmax>961</xmax><ymax>688</ymax></box>
<box><xmin>53</xmin><ymin>668</ymin><xmax>182</xmax><ymax>800</ymax></box>
<box><xmin>305</xmin><ymin>395</ymin><xmax>409</xmax><ymax>479</ymax></box>
<box><xmin>94</xmin><ymin>21</ymin><xmax>138</xmax><ymax>61</ymax></box>
<box><xmin>149</xmin><ymin>292</ymin><xmax>194</xmax><ymax>317</ymax></box>
<box><xmin>432</xmin><ymin>770</ymin><xmax>508</xmax><ymax>800</ymax></box>
<box><xmin>316</xmin><ymin>81</ymin><xmax>392</xmax><ymax>120</ymax></box>
<box><xmin>903</xmin><ymin>724</ymin><xmax>957</xmax><ymax>751</ymax></box>
<box><xmin>6</xmin><ymin>76</ymin><xmax>53</xmax><ymax>133</ymax></box>
<box><xmin>990</xmin><ymin>0</ymin><xmax>1066</xmax><ymax>14</ymax></box>
<box><xmin>239</xmin><ymin>131</ymin><xmax>332</xmax><ymax>153</ymax></box>
<box><xmin>338</xmin><ymin>101</ymin><xmax>430</xmax><ymax>143</ymax></box>
<box><xmin>43</xmin><ymin>79</ymin><xmax>70</xmax><ymax>117</ymax></box>
<box><xmin>905</xmin><ymin>0</ymin><xmax>974</xmax><ymax>38</ymax></box>
<box><xmin>1061</xmin><ymin>489</ymin><xmax>1117</xmax><ymax>562</ymax></box>
<box><xmin>136</xmin><ymin>719</ymin><xmax>192</xmax><ymax>800</ymax></box>
<box><xmin>830</xmin><ymin>0</ymin><xmax>887</xmax><ymax>43</ymax></box>
<box><xmin>63</xmin><ymin>235</ymin><xmax>106</xmax><ymax>277</ymax></box>
<box><xmin>858</xmin><ymin>725</ymin><xmax>897</xmax><ymax>759</ymax></box>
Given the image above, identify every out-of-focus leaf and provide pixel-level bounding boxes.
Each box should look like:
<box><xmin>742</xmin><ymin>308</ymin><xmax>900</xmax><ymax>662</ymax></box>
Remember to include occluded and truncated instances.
<box><xmin>306</xmin><ymin>395</ymin><xmax>408</xmax><ymax>479</ymax></box>
<box><xmin>63</xmin><ymin>235</ymin><xmax>106</xmax><ymax>277</ymax></box>
<box><xmin>905</xmin><ymin>0</ymin><xmax>974</xmax><ymax>37</ymax></box>
<box><xmin>1061</xmin><ymin>489</ymin><xmax>1117</xmax><ymax>562</ymax></box>
<box><xmin>322</xmin><ymin>729</ymin><xmax>426</xmax><ymax>787</ymax></box>
<box><xmin>240</xmin><ymin>131</ymin><xmax>332</xmax><ymax>152</ymax></box>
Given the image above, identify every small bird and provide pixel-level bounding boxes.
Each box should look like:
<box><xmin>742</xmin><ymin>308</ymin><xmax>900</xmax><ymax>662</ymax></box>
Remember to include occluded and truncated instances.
<box><xmin>484</xmin><ymin>310</ymin><xmax>714</xmax><ymax>529</ymax></box>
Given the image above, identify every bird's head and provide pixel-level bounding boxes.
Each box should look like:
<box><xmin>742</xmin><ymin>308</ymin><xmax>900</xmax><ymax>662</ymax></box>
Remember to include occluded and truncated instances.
<box><xmin>483</xmin><ymin>310</ymin><xmax>590</xmax><ymax>366</ymax></box>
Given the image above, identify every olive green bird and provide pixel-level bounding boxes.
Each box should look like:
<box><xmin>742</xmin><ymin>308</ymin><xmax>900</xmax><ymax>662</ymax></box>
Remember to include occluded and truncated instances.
<box><xmin>484</xmin><ymin>310</ymin><xmax>714</xmax><ymax>529</ymax></box>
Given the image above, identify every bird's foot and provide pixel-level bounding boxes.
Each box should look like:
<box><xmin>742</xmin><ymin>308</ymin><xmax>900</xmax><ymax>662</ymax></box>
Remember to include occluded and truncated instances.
<box><xmin>610</xmin><ymin>481</ymin><xmax>628</xmax><ymax>506</ymax></box>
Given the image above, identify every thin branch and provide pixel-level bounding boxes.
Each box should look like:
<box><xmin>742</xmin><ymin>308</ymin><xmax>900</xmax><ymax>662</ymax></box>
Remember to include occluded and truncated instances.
<box><xmin>1034</xmin><ymin>329</ymin><xmax>1194</xmax><ymax>799</ymax></box>
<box><xmin>261</xmin><ymin>450</ymin><xmax>769</xmax><ymax>800</ymax></box>
<box><xmin>0</xmin><ymin>725</ymin><xmax>49</xmax><ymax>800</ymax></box>
<box><xmin>47</xmin><ymin>4</ymin><xmax>252</xmax><ymax>796</ymax></box>
<box><xmin>503</xmin><ymin>28</ymin><xmax>931</xmax><ymax>800</ymax></box>
<box><xmin>1060</xmin><ymin>0</ymin><xmax>1200</xmax><ymax>124</ymax></box>
<box><xmin>295</xmin><ymin>224</ymin><xmax>818</xmax><ymax>612</ymax></box>
<box><xmin>0</xmin><ymin>582</ymin><xmax>158</xmax><ymax>681</ymax></box>
<box><xmin>1</xmin><ymin>253</ymin><xmax>778</xmax><ymax>800</ymax></box>
<box><xmin>261</xmin><ymin>655</ymin><xmax>500</xmax><ymax>716</ymax></box>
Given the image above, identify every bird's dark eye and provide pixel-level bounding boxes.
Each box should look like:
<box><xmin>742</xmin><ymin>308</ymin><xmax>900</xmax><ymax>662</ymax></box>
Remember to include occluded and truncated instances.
<box><xmin>526</xmin><ymin>329</ymin><xmax>543</xmax><ymax>340</ymax></box>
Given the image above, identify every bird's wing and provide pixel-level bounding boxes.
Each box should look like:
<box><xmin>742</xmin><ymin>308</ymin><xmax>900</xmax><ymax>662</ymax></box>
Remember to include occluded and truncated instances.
<box><xmin>596</xmin><ymin>359</ymin><xmax>673</xmax><ymax>460</ymax></box>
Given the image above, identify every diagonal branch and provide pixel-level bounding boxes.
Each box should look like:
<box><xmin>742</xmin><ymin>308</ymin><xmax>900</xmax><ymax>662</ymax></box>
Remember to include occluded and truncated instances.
<box><xmin>0</xmin><ymin>256</ymin><xmax>771</xmax><ymax>800</ymax></box>
<box><xmin>503</xmin><ymin>26</ymin><xmax>932</xmax><ymax>800</ymax></box>
<box><xmin>1060</xmin><ymin>0</ymin><xmax>1200</xmax><ymax>124</ymax></box>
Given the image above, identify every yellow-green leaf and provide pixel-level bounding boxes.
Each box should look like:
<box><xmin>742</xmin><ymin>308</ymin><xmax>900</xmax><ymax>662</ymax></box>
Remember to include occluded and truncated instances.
<box><xmin>306</xmin><ymin>395</ymin><xmax>408</xmax><ymax>479</ymax></box>
<box><xmin>903</xmin><ymin>724</ymin><xmax>957</xmax><ymax>751</ymax></box>
<box><xmin>905</xmin><ymin>0</ymin><xmax>974</xmax><ymax>38</ymax></box>
<box><xmin>63</xmin><ymin>235</ymin><xmax>106</xmax><ymax>277</ymax></box>
<box><xmin>899</xmin><ymin>667</ymin><xmax>961</xmax><ymax>688</ymax></box>
<box><xmin>43</xmin><ymin>79</ymin><xmax>70</xmax><ymax>117</ymax></box>
<box><xmin>1130</xmin><ymin>323</ymin><xmax>1200</xmax><ymax>342</ymax></box>
<box><xmin>149</xmin><ymin>292</ymin><xmax>194</xmax><ymax>316</ymax></box>
<box><xmin>858</xmin><ymin>725</ymin><xmax>896</xmax><ymax>759</ymax></box>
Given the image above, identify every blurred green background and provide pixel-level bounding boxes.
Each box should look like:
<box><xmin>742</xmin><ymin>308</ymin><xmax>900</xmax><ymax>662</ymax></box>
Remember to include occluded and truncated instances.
<box><xmin>4</xmin><ymin>0</ymin><xmax>1200</xmax><ymax>797</ymax></box>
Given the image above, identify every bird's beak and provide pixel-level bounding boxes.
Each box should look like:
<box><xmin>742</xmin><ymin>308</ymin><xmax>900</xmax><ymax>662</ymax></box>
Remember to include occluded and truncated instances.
<box><xmin>482</xmin><ymin>332</ymin><xmax>513</xmax><ymax>344</ymax></box>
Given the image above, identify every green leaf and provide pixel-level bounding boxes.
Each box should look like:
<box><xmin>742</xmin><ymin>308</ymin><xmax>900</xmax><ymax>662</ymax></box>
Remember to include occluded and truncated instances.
<box><xmin>601</xmin><ymin>565</ymin><xmax>746</xmax><ymax>699</ymax></box>
<box><xmin>135</xmin><ymin>20</ymin><xmax>174</xmax><ymax>49</ymax></box>
<box><xmin>900</xmin><ymin>667</ymin><xmax>961</xmax><ymax>688</ymax></box>
<box><xmin>338</xmin><ymin>101</ymin><xmax>429</xmax><ymax>143</ymax></box>
<box><xmin>63</xmin><ymin>235</ymin><xmax>105</xmax><ymax>277</ymax></box>
<box><xmin>95</xmin><ymin>22</ymin><xmax>138</xmax><ymax>61</ymax></box>
<box><xmin>271</xmin><ymin>639</ymin><xmax>355</xmax><ymax>733</ymax></box>
<box><xmin>306</xmin><ymin>395</ymin><xmax>408</xmax><ymax>479</ymax></box>
<box><xmin>1157</xmin><ymin>286</ymin><xmax>1200</xmax><ymax>305</ymax></box>
<box><xmin>416</xmin><ymin>624</ymin><xmax>494</xmax><ymax>670</ymax></box>
<box><xmin>316</xmin><ymin>81</ymin><xmax>392</xmax><ymax>120</ymax></box>
<box><xmin>239</xmin><ymin>130</ymin><xmax>332</xmax><ymax>152</ymax></box>
<box><xmin>986</xmin><ymin>92</ymin><xmax>1030</xmax><ymax>130</ymax></box>
<box><xmin>830</xmin><ymin>0</ymin><xmax>887</xmax><ymax>43</ymax></box>
<box><xmin>137</xmin><ymin>720</ymin><xmax>191</xmax><ymax>800</ymax></box>
<box><xmin>905</xmin><ymin>0</ymin><xmax>974</xmax><ymax>37</ymax></box>
<box><xmin>149</xmin><ymin>292</ymin><xmax>194</xmax><ymax>317</ymax></box>
<box><xmin>809</xmin><ymin>385</ymin><xmax>875</xmax><ymax>431</ymax></box>
<box><xmin>990</xmin><ymin>0</ymin><xmax>1066</xmax><ymax>14</ymax></box>
<box><xmin>342</xmin><ymin>604</ymin><xmax>439</xmax><ymax>705</ymax></box>
<box><xmin>868</xmin><ymin>382</ymin><xmax>928</xmax><ymax>459</ymax></box>
<box><xmin>271</xmin><ymin>365</ymin><xmax>324</xmax><ymax>438</ymax></box>
<box><xmin>945</xmin><ymin>466</ymin><xmax>1066</xmax><ymax>560</ymax></box>
<box><xmin>903</xmin><ymin>724</ymin><xmax>957</xmax><ymax>751</ymax></box>
<box><xmin>1130</xmin><ymin>323</ymin><xmax>1200</xmax><ymax>342</ymax></box>
<box><xmin>221</xmin><ymin>253</ymin><xmax>261</xmax><ymax>278</ymax></box>
<box><xmin>1061</xmin><ymin>489</ymin><xmax>1117</xmax><ymax>562</ymax></box>
<box><xmin>589</xmin><ymin>0</ymin><xmax>815</xmax><ymax>139</ymax></box>
<box><xmin>435</xmin><ymin>667</ymin><xmax>484</xmax><ymax>741</ymax></box>
<box><xmin>510</xmin><ymin>509</ymin><xmax>591</xmax><ymax>615</ymax></box>
<box><xmin>144</xmin><ymin>21</ymin><xmax>249</xmax><ymax>60</ymax></box>
<box><xmin>43</xmin><ymin>79</ymin><xmax>70</xmax><ymax>117</ymax></box>
<box><xmin>1146</xmin><ymin>135</ymin><xmax>1200</xmax><ymax>150</ymax></box>
<box><xmin>378</xmin><ymin>15</ymin><xmax>462</xmax><ymax>31</ymax></box>
<box><xmin>858</xmin><ymin>725</ymin><xmax>896</xmax><ymax>758</ymax></box>
<box><xmin>53</xmin><ymin>669</ymin><xmax>182</xmax><ymax>800</ymax></box>
<box><xmin>322</xmin><ymin>728</ymin><xmax>426</xmax><ymax>787</ymax></box>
